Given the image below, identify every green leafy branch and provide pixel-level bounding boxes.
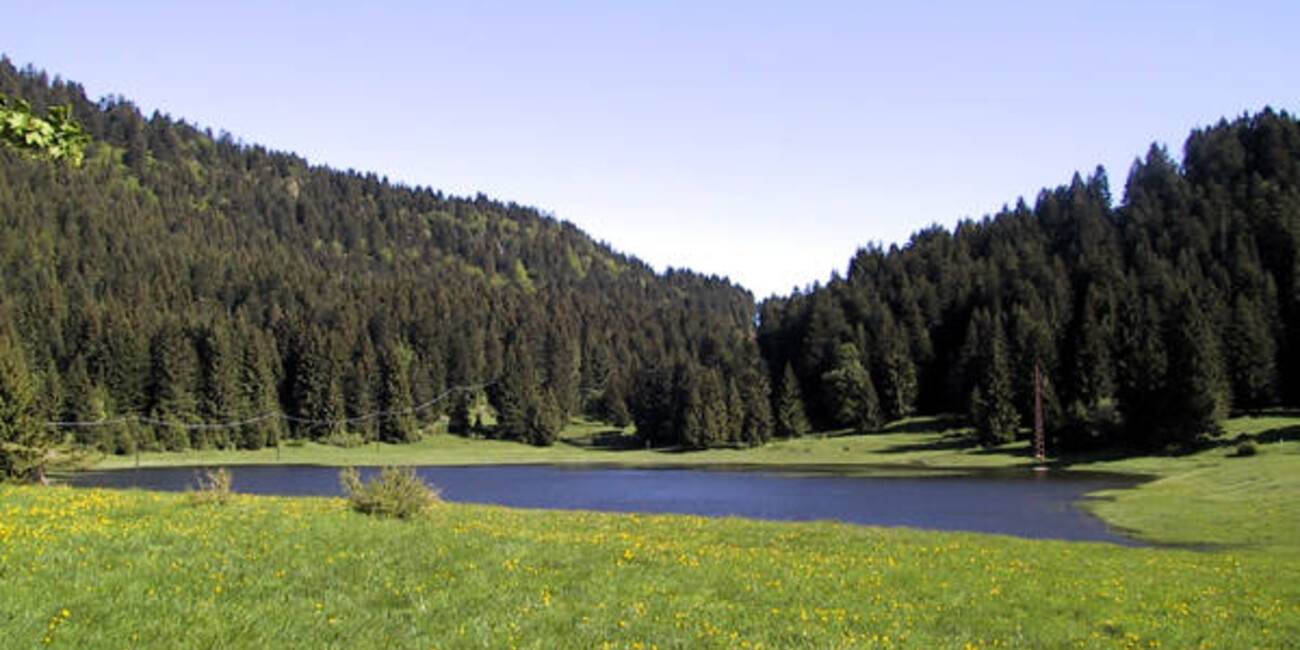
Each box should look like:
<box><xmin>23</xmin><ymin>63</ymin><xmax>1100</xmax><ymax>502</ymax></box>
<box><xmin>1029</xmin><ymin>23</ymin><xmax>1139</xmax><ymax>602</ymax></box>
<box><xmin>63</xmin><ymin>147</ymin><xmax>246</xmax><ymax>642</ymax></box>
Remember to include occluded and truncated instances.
<box><xmin>0</xmin><ymin>93</ymin><xmax>90</xmax><ymax>166</ymax></box>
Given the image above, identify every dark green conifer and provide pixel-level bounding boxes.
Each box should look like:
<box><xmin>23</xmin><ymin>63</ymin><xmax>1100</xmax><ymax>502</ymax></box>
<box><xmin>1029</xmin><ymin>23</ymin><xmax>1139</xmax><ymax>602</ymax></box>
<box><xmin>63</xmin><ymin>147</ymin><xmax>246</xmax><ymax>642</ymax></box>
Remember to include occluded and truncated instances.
<box><xmin>596</xmin><ymin>377</ymin><xmax>632</xmax><ymax>428</ymax></box>
<box><xmin>1227</xmin><ymin>293</ymin><xmax>1277</xmax><ymax>414</ymax></box>
<box><xmin>673</xmin><ymin>363</ymin><xmax>709</xmax><ymax>449</ymax></box>
<box><xmin>971</xmin><ymin>318</ymin><xmax>1019</xmax><ymax>446</ymax></box>
<box><xmin>195</xmin><ymin>324</ymin><xmax>239</xmax><ymax>449</ymax></box>
<box><xmin>821</xmin><ymin>343</ymin><xmax>883</xmax><ymax>432</ymax></box>
<box><xmin>448</xmin><ymin>390</ymin><xmax>473</xmax><ymax>436</ymax></box>
<box><xmin>147</xmin><ymin>322</ymin><xmax>198</xmax><ymax>450</ymax></box>
<box><xmin>740</xmin><ymin>369</ymin><xmax>774</xmax><ymax>446</ymax></box>
<box><xmin>1159</xmin><ymin>291</ymin><xmax>1229</xmax><ymax>445</ymax></box>
<box><xmin>725</xmin><ymin>378</ymin><xmax>745</xmax><ymax>443</ymax></box>
<box><xmin>491</xmin><ymin>337</ymin><xmax>554</xmax><ymax>445</ymax></box>
<box><xmin>1116</xmin><ymin>292</ymin><xmax>1169</xmax><ymax>448</ymax></box>
<box><xmin>377</xmin><ymin>343</ymin><xmax>417</xmax><ymax>443</ymax></box>
<box><xmin>343</xmin><ymin>334</ymin><xmax>378</xmax><ymax>442</ymax></box>
<box><xmin>876</xmin><ymin>311</ymin><xmax>917</xmax><ymax>422</ymax></box>
<box><xmin>774</xmin><ymin>362</ymin><xmax>810</xmax><ymax>438</ymax></box>
<box><xmin>0</xmin><ymin>333</ymin><xmax>48</xmax><ymax>481</ymax></box>
<box><xmin>630</xmin><ymin>363</ymin><xmax>675</xmax><ymax>447</ymax></box>
<box><xmin>524</xmin><ymin>389</ymin><xmax>562</xmax><ymax>447</ymax></box>
<box><xmin>62</xmin><ymin>354</ymin><xmax>104</xmax><ymax>449</ymax></box>
<box><xmin>236</xmin><ymin>326</ymin><xmax>281</xmax><ymax>450</ymax></box>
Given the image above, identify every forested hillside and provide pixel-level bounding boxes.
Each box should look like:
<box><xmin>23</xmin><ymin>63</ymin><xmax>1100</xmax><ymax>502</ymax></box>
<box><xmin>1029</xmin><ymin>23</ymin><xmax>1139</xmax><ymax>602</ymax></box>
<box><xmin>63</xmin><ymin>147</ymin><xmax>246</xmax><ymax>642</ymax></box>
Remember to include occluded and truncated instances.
<box><xmin>760</xmin><ymin>108</ymin><xmax>1300</xmax><ymax>450</ymax></box>
<box><xmin>0</xmin><ymin>59</ymin><xmax>771</xmax><ymax>458</ymax></box>
<box><xmin>3</xmin><ymin>57</ymin><xmax>1298</xmax><ymax>466</ymax></box>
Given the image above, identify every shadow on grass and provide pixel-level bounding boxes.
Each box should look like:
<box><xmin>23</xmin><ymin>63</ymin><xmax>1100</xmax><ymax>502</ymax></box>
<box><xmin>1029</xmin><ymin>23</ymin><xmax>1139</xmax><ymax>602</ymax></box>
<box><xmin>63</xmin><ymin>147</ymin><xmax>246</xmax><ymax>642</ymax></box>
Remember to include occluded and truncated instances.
<box><xmin>646</xmin><ymin>443</ymin><xmax>759</xmax><ymax>454</ymax></box>
<box><xmin>1050</xmin><ymin>446</ymin><xmax>1146</xmax><ymax>468</ymax></box>
<box><xmin>560</xmin><ymin>430</ymin><xmax>647</xmax><ymax>451</ymax></box>
<box><xmin>1240</xmin><ymin>424</ymin><xmax>1300</xmax><ymax>445</ymax></box>
<box><xmin>561</xmin><ymin>428</ymin><xmax>762</xmax><ymax>455</ymax></box>
<box><xmin>878</xmin><ymin>416</ymin><xmax>967</xmax><ymax>435</ymax></box>
<box><xmin>875</xmin><ymin>432</ymin><xmax>979</xmax><ymax>455</ymax></box>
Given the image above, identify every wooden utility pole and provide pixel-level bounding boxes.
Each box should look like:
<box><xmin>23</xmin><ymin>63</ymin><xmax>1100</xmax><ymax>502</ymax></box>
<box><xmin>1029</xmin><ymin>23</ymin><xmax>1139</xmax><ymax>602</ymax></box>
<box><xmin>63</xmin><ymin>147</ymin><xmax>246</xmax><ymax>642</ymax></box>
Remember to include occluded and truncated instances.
<box><xmin>1033</xmin><ymin>362</ymin><xmax>1046</xmax><ymax>465</ymax></box>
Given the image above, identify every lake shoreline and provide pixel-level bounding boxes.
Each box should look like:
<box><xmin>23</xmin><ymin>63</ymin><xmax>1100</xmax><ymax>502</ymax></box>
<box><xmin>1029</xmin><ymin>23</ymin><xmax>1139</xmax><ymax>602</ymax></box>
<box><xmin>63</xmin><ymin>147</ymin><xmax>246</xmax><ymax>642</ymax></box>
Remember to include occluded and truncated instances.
<box><xmin>67</xmin><ymin>462</ymin><xmax>1148</xmax><ymax>546</ymax></box>
<box><xmin>64</xmin><ymin>413</ymin><xmax>1300</xmax><ymax>552</ymax></box>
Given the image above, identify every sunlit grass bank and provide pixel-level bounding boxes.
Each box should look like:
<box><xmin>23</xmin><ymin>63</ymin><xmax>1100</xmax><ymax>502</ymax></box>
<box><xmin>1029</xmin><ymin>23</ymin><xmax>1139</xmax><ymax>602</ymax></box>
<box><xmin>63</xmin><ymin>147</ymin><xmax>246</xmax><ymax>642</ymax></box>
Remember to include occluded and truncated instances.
<box><xmin>78</xmin><ymin>414</ymin><xmax>1300</xmax><ymax>553</ymax></box>
<box><xmin>86</xmin><ymin>417</ymin><xmax>1024</xmax><ymax>471</ymax></box>
<box><xmin>2</xmin><ymin>485</ymin><xmax>1297</xmax><ymax>649</ymax></box>
<box><xmin>1078</xmin><ymin>415</ymin><xmax>1300</xmax><ymax>553</ymax></box>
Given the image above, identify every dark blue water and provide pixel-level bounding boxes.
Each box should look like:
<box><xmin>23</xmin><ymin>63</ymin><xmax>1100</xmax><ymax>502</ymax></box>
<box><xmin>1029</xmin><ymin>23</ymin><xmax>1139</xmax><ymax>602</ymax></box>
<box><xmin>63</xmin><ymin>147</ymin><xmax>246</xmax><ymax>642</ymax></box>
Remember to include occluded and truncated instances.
<box><xmin>68</xmin><ymin>464</ymin><xmax>1143</xmax><ymax>545</ymax></box>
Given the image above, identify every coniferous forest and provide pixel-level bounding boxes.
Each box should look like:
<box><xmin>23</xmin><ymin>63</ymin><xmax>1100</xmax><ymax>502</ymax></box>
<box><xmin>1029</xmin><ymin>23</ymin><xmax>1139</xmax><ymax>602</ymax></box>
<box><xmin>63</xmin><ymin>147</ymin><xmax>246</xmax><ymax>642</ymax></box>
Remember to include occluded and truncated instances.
<box><xmin>2</xmin><ymin>58</ymin><xmax>1300</xmax><ymax>467</ymax></box>
<box><xmin>0</xmin><ymin>59</ymin><xmax>769</xmax><ymax>463</ymax></box>
<box><xmin>760</xmin><ymin>110</ymin><xmax>1300</xmax><ymax>451</ymax></box>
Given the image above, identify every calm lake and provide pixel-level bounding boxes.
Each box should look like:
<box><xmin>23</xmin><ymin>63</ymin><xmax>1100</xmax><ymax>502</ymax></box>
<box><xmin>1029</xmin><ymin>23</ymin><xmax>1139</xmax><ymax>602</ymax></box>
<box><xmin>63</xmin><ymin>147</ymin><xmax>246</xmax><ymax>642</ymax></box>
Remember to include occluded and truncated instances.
<box><xmin>69</xmin><ymin>464</ymin><xmax>1144</xmax><ymax>545</ymax></box>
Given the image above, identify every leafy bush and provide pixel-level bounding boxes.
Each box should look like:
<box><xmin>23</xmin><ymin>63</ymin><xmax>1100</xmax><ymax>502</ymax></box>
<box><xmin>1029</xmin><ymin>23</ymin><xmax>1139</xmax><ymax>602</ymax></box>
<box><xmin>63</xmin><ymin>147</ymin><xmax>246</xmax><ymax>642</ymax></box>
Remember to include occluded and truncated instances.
<box><xmin>324</xmin><ymin>429</ymin><xmax>366</xmax><ymax>448</ymax></box>
<box><xmin>188</xmin><ymin>467</ymin><xmax>233</xmax><ymax>505</ymax></box>
<box><xmin>1233</xmin><ymin>441</ymin><xmax>1258</xmax><ymax>457</ymax></box>
<box><xmin>0</xmin><ymin>94</ymin><xmax>90</xmax><ymax>165</ymax></box>
<box><xmin>340</xmin><ymin>466</ymin><xmax>440</xmax><ymax>519</ymax></box>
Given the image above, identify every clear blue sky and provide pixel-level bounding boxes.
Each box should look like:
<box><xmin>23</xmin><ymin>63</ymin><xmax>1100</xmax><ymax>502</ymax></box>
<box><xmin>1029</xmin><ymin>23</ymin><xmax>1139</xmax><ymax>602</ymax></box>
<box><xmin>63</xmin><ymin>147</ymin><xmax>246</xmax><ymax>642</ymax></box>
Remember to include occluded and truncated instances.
<box><xmin>5</xmin><ymin>1</ymin><xmax>1298</xmax><ymax>298</ymax></box>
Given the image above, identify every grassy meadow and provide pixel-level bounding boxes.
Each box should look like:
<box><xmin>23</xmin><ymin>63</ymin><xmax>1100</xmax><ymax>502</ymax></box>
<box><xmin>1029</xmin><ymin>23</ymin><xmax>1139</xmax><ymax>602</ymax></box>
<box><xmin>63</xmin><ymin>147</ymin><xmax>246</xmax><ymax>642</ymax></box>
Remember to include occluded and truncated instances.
<box><xmin>1078</xmin><ymin>415</ymin><xmax>1300</xmax><ymax>553</ymax></box>
<box><xmin>85</xmin><ymin>417</ymin><xmax>1029</xmax><ymax>471</ymax></box>
<box><xmin>2</xmin><ymin>483</ymin><xmax>1298</xmax><ymax>649</ymax></box>
<box><xmin>3</xmin><ymin>414</ymin><xmax>1296</xmax><ymax>647</ymax></box>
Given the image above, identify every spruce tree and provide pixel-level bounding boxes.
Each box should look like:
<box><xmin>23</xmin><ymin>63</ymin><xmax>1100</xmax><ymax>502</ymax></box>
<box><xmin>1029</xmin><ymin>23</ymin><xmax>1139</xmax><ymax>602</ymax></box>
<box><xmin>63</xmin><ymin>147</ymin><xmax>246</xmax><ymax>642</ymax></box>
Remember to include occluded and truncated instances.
<box><xmin>377</xmin><ymin>343</ymin><xmax>417</xmax><ymax>443</ymax></box>
<box><xmin>524</xmin><ymin>388</ymin><xmax>562</xmax><ymax>447</ymax></box>
<box><xmin>0</xmin><ymin>333</ymin><xmax>51</xmax><ymax>482</ymax></box>
<box><xmin>147</xmin><ymin>322</ymin><xmax>198</xmax><ymax>450</ymax></box>
<box><xmin>1227</xmin><ymin>293</ymin><xmax>1277</xmax><ymax>414</ymax></box>
<box><xmin>288</xmin><ymin>328</ymin><xmax>346</xmax><ymax>442</ymax></box>
<box><xmin>596</xmin><ymin>377</ymin><xmax>632</xmax><ymax>428</ymax></box>
<box><xmin>343</xmin><ymin>334</ymin><xmax>378</xmax><ymax>442</ymax></box>
<box><xmin>876</xmin><ymin>311</ymin><xmax>917</xmax><ymax>422</ymax></box>
<box><xmin>725</xmin><ymin>378</ymin><xmax>745</xmax><ymax>443</ymax></box>
<box><xmin>37</xmin><ymin>361</ymin><xmax>64</xmax><ymax>428</ymax></box>
<box><xmin>236</xmin><ymin>329</ymin><xmax>282</xmax><ymax>450</ymax></box>
<box><xmin>672</xmin><ymin>362</ymin><xmax>711</xmax><ymax>449</ymax></box>
<box><xmin>1066</xmin><ymin>285</ymin><xmax>1115</xmax><ymax>408</ymax></box>
<box><xmin>821</xmin><ymin>343</ymin><xmax>883</xmax><ymax>432</ymax></box>
<box><xmin>698</xmin><ymin>367</ymin><xmax>730</xmax><ymax>447</ymax></box>
<box><xmin>1116</xmin><ymin>292</ymin><xmax>1169</xmax><ymax>449</ymax></box>
<box><xmin>970</xmin><ymin>319</ymin><xmax>1019</xmax><ymax>446</ymax></box>
<box><xmin>740</xmin><ymin>369</ymin><xmax>774</xmax><ymax>446</ymax></box>
<box><xmin>62</xmin><ymin>354</ymin><xmax>105</xmax><ymax>449</ymax></box>
<box><xmin>96</xmin><ymin>313</ymin><xmax>149</xmax><ymax>416</ymax></box>
<box><xmin>543</xmin><ymin>330</ymin><xmax>580</xmax><ymax>423</ymax></box>
<box><xmin>630</xmin><ymin>363</ymin><xmax>675</xmax><ymax>447</ymax></box>
<box><xmin>491</xmin><ymin>338</ymin><xmax>551</xmax><ymax>445</ymax></box>
<box><xmin>448</xmin><ymin>390</ymin><xmax>473</xmax><ymax>435</ymax></box>
<box><xmin>1160</xmin><ymin>291</ymin><xmax>1229</xmax><ymax>445</ymax></box>
<box><xmin>774</xmin><ymin>362</ymin><xmax>810</xmax><ymax>438</ymax></box>
<box><xmin>195</xmin><ymin>324</ymin><xmax>239</xmax><ymax>449</ymax></box>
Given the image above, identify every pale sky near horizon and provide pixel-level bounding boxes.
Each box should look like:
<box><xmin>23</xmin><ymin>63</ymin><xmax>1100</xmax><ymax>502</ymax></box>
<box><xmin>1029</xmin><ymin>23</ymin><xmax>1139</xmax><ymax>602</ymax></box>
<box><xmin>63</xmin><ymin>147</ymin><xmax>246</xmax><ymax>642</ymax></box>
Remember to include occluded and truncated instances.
<box><xmin>4</xmin><ymin>1</ymin><xmax>1298</xmax><ymax>298</ymax></box>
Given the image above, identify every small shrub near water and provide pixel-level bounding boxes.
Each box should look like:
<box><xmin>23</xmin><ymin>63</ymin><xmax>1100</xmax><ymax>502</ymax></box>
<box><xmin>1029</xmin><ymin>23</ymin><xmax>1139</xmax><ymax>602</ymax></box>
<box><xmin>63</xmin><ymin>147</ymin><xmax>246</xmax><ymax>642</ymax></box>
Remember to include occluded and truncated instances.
<box><xmin>324</xmin><ymin>429</ymin><xmax>367</xmax><ymax>448</ymax></box>
<box><xmin>340</xmin><ymin>466</ymin><xmax>441</xmax><ymax>519</ymax></box>
<box><xmin>187</xmin><ymin>467</ymin><xmax>233</xmax><ymax>506</ymax></box>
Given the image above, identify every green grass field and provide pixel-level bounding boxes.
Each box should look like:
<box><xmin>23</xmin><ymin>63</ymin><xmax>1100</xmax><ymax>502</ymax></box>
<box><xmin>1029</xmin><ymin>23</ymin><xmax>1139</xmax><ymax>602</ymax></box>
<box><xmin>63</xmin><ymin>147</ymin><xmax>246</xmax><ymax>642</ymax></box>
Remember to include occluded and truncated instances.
<box><xmin>6</xmin><ymin>415</ymin><xmax>1297</xmax><ymax>647</ymax></box>
<box><xmin>2</xmin><ymin>484</ymin><xmax>1297</xmax><ymax>649</ymax></box>
<box><xmin>1077</xmin><ymin>415</ymin><xmax>1300</xmax><ymax>553</ymax></box>
<box><xmin>85</xmin><ymin>417</ymin><xmax>1028</xmax><ymax>471</ymax></box>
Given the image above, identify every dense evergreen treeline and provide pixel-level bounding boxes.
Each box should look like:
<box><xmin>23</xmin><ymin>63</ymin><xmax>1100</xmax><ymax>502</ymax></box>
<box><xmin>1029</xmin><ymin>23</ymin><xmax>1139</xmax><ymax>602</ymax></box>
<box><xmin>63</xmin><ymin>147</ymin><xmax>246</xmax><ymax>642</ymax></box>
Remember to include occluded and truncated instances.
<box><xmin>759</xmin><ymin>108</ymin><xmax>1300</xmax><ymax>450</ymax></box>
<box><xmin>3</xmin><ymin>57</ymin><xmax>1298</xmax><ymax>464</ymax></box>
<box><xmin>0</xmin><ymin>59</ymin><xmax>771</xmax><ymax>456</ymax></box>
